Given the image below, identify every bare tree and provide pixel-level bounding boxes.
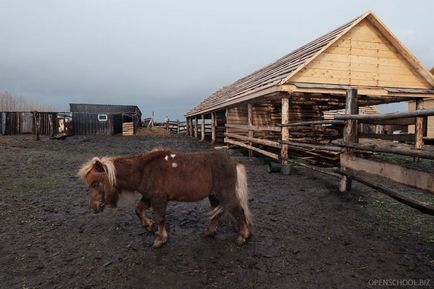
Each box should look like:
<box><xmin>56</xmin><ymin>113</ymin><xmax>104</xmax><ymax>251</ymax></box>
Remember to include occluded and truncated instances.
<box><xmin>0</xmin><ymin>91</ymin><xmax>56</xmax><ymax>112</ymax></box>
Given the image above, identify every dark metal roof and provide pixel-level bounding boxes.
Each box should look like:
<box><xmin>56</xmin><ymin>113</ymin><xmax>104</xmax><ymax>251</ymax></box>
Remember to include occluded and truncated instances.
<box><xmin>70</xmin><ymin>103</ymin><xmax>142</xmax><ymax>115</ymax></box>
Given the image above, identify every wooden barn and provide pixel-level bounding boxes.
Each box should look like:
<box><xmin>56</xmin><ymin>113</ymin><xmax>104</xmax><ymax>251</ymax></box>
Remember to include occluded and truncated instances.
<box><xmin>70</xmin><ymin>103</ymin><xmax>142</xmax><ymax>136</ymax></box>
<box><xmin>186</xmin><ymin>11</ymin><xmax>434</xmax><ymax>209</ymax></box>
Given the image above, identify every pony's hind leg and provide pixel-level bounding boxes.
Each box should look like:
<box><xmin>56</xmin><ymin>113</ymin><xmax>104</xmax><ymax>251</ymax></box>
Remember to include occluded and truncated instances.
<box><xmin>135</xmin><ymin>197</ymin><xmax>153</xmax><ymax>232</ymax></box>
<box><xmin>152</xmin><ymin>200</ymin><xmax>168</xmax><ymax>248</ymax></box>
<box><xmin>228</xmin><ymin>204</ymin><xmax>250</xmax><ymax>246</ymax></box>
<box><xmin>203</xmin><ymin>195</ymin><xmax>223</xmax><ymax>238</ymax></box>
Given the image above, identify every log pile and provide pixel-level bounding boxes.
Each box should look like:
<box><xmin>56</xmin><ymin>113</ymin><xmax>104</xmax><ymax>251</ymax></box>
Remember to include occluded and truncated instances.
<box><xmin>122</xmin><ymin>122</ymin><xmax>134</xmax><ymax>136</ymax></box>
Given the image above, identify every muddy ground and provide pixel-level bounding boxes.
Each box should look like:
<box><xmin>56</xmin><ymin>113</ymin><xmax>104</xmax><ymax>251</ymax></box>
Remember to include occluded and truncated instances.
<box><xmin>0</xmin><ymin>135</ymin><xmax>433</xmax><ymax>289</ymax></box>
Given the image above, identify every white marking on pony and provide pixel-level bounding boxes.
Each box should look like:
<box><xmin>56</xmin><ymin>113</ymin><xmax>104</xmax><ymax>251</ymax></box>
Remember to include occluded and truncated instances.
<box><xmin>172</xmin><ymin>162</ymin><xmax>178</xmax><ymax>168</ymax></box>
<box><xmin>170</xmin><ymin>154</ymin><xmax>176</xmax><ymax>159</ymax></box>
<box><xmin>165</xmin><ymin>155</ymin><xmax>169</xmax><ymax>161</ymax></box>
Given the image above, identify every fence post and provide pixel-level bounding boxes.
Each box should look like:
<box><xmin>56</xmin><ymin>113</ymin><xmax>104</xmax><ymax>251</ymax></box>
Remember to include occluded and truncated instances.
<box><xmin>194</xmin><ymin>117</ymin><xmax>198</xmax><ymax>138</ymax></box>
<box><xmin>211</xmin><ymin>112</ymin><xmax>216</xmax><ymax>143</ymax></box>
<box><xmin>247</xmin><ymin>103</ymin><xmax>253</xmax><ymax>157</ymax></box>
<box><xmin>415</xmin><ymin>99</ymin><xmax>424</xmax><ymax>162</ymax></box>
<box><xmin>340</xmin><ymin>89</ymin><xmax>358</xmax><ymax>192</ymax></box>
<box><xmin>33</xmin><ymin>111</ymin><xmax>40</xmax><ymax>141</ymax></box>
<box><xmin>201</xmin><ymin>114</ymin><xmax>205</xmax><ymax>141</ymax></box>
<box><xmin>281</xmin><ymin>96</ymin><xmax>290</xmax><ymax>175</ymax></box>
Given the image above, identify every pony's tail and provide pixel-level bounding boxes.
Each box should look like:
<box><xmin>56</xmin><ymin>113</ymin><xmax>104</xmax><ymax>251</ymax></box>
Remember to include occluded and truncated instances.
<box><xmin>235</xmin><ymin>163</ymin><xmax>252</xmax><ymax>226</ymax></box>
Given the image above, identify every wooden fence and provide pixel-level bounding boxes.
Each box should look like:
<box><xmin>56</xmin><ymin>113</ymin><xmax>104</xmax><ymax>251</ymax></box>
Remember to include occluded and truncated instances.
<box><xmin>188</xmin><ymin>89</ymin><xmax>434</xmax><ymax>215</ymax></box>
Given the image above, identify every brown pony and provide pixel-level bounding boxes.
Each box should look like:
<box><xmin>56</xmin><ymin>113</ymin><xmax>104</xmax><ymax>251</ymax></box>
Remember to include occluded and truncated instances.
<box><xmin>78</xmin><ymin>148</ymin><xmax>252</xmax><ymax>247</ymax></box>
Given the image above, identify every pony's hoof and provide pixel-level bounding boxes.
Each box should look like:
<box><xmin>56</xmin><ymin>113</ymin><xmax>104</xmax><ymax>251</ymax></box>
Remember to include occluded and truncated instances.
<box><xmin>152</xmin><ymin>238</ymin><xmax>167</xmax><ymax>248</ymax></box>
<box><xmin>235</xmin><ymin>236</ymin><xmax>247</xmax><ymax>246</ymax></box>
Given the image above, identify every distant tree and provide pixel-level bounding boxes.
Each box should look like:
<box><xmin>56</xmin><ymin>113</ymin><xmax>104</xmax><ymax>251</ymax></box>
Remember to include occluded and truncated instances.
<box><xmin>0</xmin><ymin>91</ymin><xmax>56</xmax><ymax>112</ymax></box>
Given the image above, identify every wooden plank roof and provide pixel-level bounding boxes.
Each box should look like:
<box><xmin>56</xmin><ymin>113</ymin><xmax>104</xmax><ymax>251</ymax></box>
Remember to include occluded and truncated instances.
<box><xmin>187</xmin><ymin>11</ymin><xmax>434</xmax><ymax>117</ymax></box>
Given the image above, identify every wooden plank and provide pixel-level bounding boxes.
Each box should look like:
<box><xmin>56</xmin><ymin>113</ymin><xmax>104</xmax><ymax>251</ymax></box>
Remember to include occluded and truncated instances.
<box><xmin>247</xmin><ymin>103</ymin><xmax>253</xmax><ymax>157</ymax></box>
<box><xmin>194</xmin><ymin>117</ymin><xmax>198</xmax><ymax>138</ymax></box>
<box><xmin>225</xmin><ymin>124</ymin><xmax>281</xmax><ymax>132</ymax></box>
<box><xmin>225</xmin><ymin>132</ymin><xmax>281</xmax><ymax>148</ymax></box>
<box><xmin>359</xmin><ymin>133</ymin><xmax>415</xmax><ymax>142</ymax></box>
<box><xmin>337</xmin><ymin>170</ymin><xmax>434</xmax><ymax>215</ymax></box>
<box><xmin>334</xmin><ymin>141</ymin><xmax>434</xmax><ymax>159</ymax></box>
<box><xmin>335</xmin><ymin>109</ymin><xmax>434</xmax><ymax>121</ymax></box>
<box><xmin>224</xmin><ymin>138</ymin><xmax>279</xmax><ymax>160</ymax></box>
<box><xmin>201</xmin><ymin>114</ymin><xmax>205</xmax><ymax>141</ymax></box>
<box><xmin>343</xmin><ymin>89</ymin><xmax>358</xmax><ymax>144</ymax></box>
<box><xmin>340</xmin><ymin>153</ymin><xmax>434</xmax><ymax>194</ymax></box>
<box><xmin>415</xmin><ymin>100</ymin><xmax>424</xmax><ymax>151</ymax></box>
<box><xmin>281</xmin><ymin>96</ymin><xmax>289</xmax><ymax>164</ymax></box>
<box><xmin>280</xmin><ymin>140</ymin><xmax>341</xmax><ymax>152</ymax></box>
<box><xmin>279</xmin><ymin>119</ymin><xmax>344</xmax><ymax>127</ymax></box>
<box><xmin>211</xmin><ymin>112</ymin><xmax>216</xmax><ymax>143</ymax></box>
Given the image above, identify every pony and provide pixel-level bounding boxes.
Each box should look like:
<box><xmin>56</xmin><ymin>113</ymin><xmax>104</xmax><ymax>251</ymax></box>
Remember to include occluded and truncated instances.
<box><xmin>78</xmin><ymin>148</ymin><xmax>252</xmax><ymax>247</ymax></box>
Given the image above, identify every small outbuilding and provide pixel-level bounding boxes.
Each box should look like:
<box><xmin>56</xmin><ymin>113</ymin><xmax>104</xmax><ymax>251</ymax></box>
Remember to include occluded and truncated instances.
<box><xmin>70</xmin><ymin>103</ymin><xmax>142</xmax><ymax>135</ymax></box>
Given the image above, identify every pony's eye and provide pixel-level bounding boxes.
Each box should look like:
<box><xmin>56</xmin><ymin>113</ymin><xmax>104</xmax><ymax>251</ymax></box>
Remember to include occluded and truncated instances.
<box><xmin>92</xmin><ymin>183</ymin><xmax>99</xmax><ymax>188</ymax></box>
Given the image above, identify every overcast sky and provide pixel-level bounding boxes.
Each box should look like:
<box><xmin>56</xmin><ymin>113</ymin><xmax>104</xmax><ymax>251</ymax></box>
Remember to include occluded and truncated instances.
<box><xmin>0</xmin><ymin>0</ymin><xmax>433</xmax><ymax>120</ymax></box>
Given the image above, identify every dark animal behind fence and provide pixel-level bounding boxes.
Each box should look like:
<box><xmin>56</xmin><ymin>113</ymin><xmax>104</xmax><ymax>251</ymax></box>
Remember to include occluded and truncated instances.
<box><xmin>79</xmin><ymin>148</ymin><xmax>252</xmax><ymax>247</ymax></box>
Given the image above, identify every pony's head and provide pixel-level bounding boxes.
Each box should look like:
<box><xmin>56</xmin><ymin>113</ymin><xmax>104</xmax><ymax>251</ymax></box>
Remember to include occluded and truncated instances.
<box><xmin>78</xmin><ymin>157</ymin><xmax>119</xmax><ymax>213</ymax></box>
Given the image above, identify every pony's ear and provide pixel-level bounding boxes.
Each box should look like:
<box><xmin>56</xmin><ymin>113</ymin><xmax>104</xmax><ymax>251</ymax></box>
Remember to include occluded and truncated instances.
<box><xmin>94</xmin><ymin>160</ymin><xmax>105</xmax><ymax>173</ymax></box>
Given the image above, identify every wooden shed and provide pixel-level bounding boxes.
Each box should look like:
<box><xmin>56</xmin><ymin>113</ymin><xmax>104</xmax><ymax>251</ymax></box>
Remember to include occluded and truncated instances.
<box><xmin>186</xmin><ymin>11</ymin><xmax>434</xmax><ymax>160</ymax></box>
<box><xmin>70</xmin><ymin>103</ymin><xmax>142</xmax><ymax>136</ymax></box>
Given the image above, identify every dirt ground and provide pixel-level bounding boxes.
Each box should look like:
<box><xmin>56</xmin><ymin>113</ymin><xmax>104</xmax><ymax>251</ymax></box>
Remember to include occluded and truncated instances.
<box><xmin>0</xmin><ymin>135</ymin><xmax>433</xmax><ymax>289</ymax></box>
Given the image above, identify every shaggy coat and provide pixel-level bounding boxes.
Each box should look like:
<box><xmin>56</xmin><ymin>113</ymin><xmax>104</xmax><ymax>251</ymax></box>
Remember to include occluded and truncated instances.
<box><xmin>79</xmin><ymin>149</ymin><xmax>252</xmax><ymax>247</ymax></box>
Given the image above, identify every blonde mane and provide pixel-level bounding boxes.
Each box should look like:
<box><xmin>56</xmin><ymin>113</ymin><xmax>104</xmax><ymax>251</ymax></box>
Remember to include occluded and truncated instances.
<box><xmin>78</xmin><ymin>157</ymin><xmax>117</xmax><ymax>187</ymax></box>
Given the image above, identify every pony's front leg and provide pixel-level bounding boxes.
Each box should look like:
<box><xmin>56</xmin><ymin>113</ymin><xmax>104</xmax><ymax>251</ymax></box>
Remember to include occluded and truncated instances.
<box><xmin>152</xmin><ymin>200</ymin><xmax>168</xmax><ymax>248</ymax></box>
<box><xmin>135</xmin><ymin>197</ymin><xmax>153</xmax><ymax>232</ymax></box>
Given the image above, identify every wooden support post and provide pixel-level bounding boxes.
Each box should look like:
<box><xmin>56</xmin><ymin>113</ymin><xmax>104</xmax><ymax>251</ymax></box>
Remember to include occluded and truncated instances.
<box><xmin>33</xmin><ymin>111</ymin><xmax>40</xmax><ymax>141</ymax></box>
<box><xmin>247</xmin><ymin>103</ymin><xmax>253</xmax><ymax>157</ymax></box>
<box><xmin>194</xmin><ymin>117</ymin><xmax>198</xmax><ymax>138</ymax></box>
<box><xmin>201</xmin><ymin>114</ymin><xmax>205</xmax><ymax>141</ymax></box>
<box><xmin>211</xmin><ymin>112</ymin><xmax>216</xmax><ymax>144</ymax></box>
<box><xmin>415</xmin><ymin>99</ymin><xmax>424</xmax><ymax>162</ymax></box>
<box><xmin>281</xmin><ymin>96</ymin><xmax>290</xmax><ymax>175</ymax></box>
<box><xmin>186</xmin><ymin>118</ymin><xmax>190</xmax><ymax>136</ymax></box>
<box><xmin>340</xmin><ymin>89</ymin><xmax>358</xmax><ymax>192</ymax></box>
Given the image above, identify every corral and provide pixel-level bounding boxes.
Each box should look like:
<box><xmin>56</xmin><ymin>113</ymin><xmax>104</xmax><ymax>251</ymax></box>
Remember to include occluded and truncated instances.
<box><xmin>0</xmin><ymin>135</ymin><xmax>433</xmax><ymax>288</ymax></box>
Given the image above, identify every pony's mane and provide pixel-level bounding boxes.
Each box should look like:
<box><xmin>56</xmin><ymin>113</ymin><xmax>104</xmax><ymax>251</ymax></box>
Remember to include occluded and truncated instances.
<box><xmin>78</xmin><ymin>157</ymin><xmax>117</xmax><ymax>187</ymax></box>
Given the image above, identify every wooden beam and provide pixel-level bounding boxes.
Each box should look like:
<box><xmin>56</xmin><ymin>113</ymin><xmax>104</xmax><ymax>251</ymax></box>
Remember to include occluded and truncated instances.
<box><xmin>340</xmin><ymin>153</ymin><xmax>434</xmax><ymax>194</ymax></box>
<box><xmin>343</xmin><ymin>88</ymin><xmax>358</xmax><ymax>144</ymax></box>
<box><xmin>333</xmin><ymin>142</ymin><xmax>434</xmax><ymax>160</ymax></box>
<box><xmin>225</xmin><ymin>133</ymin><xmax>281</xmax><ymax>148</ymax></box>
<box><xmin>281</xmin><ymin>96</ymin><xmax>289</xmax><ymax>165</ymax></box>
<box><xmin>359</xmin><ymin>133</ymin><xmax>415</xmax><ymax>142</ymax></box>
<box><xmin>224</xmin><ymin>138</ymin><xmax>279</xmax><ymax>160</ymax></box>
<box><xmin>337</xmin><ymin>170</ymin><xmax>434</xmax><ymax>215</ymax></box>
<box><xmin>247</xmin><ymin>103</ymin><xmax>253</xmax><ymax>157</ymax></box>
<box><xmin>225</xmin><ymin>124</ymin><xmax>281</xmax><ymax>132</ymax></box>
<box><xmin>194</xmin><ymin>117</ymin><xmax>198</xmax><ymax>138</ymax></box>
<box><xmin>340</xmin><ymin>89</ymin><xmax>358</xmax><ymax>192</ymax></box>
<box><xmin>211</xmin><ymin>112</ymin><xmax>216</xmax><ymax>144</ymax></box>
<box><xmin>280</xmin><ymin>140</ymin><xmax>341</xmax><ymax>152</ymax></box>
<box><xmin>201</xmin><ymin>114</ymin><xmax>205</xmax><ymax>141</ymax></box>
<box><xmin>335</xmin><ymin>109</ymin><xmax>434</xmax><ymax>121</ymax></box>
<box><xmin>279</xmin><ymin>119</ymin><xmax>345</xmax><ymax>127</ymax></box>
<box><xmin>415</xmin><ymin>100</ymin><xmax>424</xmax><ymax>151</ymax></box>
